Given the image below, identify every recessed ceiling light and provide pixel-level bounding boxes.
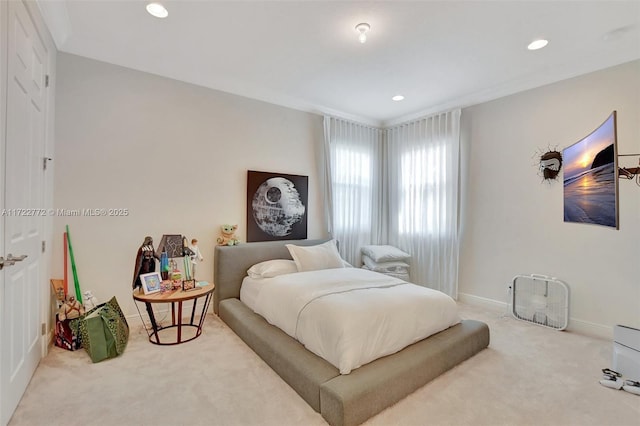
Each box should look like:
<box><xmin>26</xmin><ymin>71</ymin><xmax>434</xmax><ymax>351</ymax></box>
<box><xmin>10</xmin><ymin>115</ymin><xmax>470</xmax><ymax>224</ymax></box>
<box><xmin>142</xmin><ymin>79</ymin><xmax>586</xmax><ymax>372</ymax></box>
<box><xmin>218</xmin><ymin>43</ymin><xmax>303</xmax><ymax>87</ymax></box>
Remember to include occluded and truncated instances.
<box><xmin>527</xmin><ymin>39</ymin><xmax>548</xmax><ymax>50</ymax></box>
<box><xmin>355</xmin><ymin>23</ymin><xmax>370</xmax><ymax>44</ymax></box>
<box><xmin>146</xmin><ymin>2</ymin><xmax>168</xmax><ymax>18</ymax></box>
<box><xmin>392</xmin><ymin>95</ymin><xmax>405</xmax><ymax>101</ymax></box>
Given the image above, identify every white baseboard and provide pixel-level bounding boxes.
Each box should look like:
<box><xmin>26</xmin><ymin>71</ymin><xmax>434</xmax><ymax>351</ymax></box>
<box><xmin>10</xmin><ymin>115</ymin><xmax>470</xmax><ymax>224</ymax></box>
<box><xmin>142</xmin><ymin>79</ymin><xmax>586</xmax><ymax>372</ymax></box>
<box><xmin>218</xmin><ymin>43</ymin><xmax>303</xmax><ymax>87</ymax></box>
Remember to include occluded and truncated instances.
<box><xmin>566</xmin><ymin>318</ymin><xmax>612</xmax><ymax>340</ymax></box>
<box><xmin>457</xmin><ymin>292</ymin><xmax>613</xmax><ymax>340</ymax></box>
<box><xmin>458</xmin><ymin>292</ymin><xmax>507</xmax><ymax>312</ymax></box>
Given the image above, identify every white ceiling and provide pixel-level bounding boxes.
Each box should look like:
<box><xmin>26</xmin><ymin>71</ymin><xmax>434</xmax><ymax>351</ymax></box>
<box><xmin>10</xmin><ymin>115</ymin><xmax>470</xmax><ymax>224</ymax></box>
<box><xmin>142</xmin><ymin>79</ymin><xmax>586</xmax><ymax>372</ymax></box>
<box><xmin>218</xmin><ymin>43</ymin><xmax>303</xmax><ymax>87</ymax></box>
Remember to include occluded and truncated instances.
<box><xmin>38</xmin><ymin>0</ymin><xmax>640</xmax><ymax>126</ymax></box>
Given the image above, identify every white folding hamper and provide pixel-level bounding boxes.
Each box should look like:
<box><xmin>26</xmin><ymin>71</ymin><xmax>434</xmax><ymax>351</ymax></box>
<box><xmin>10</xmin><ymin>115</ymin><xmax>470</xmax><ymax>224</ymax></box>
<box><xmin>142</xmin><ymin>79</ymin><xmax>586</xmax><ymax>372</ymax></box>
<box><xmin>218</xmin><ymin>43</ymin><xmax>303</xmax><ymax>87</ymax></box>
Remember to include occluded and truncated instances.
<box><xmin>511</xmin><ymin>274</ymin><xmax>569</xmax><ymax>330</ymax></box>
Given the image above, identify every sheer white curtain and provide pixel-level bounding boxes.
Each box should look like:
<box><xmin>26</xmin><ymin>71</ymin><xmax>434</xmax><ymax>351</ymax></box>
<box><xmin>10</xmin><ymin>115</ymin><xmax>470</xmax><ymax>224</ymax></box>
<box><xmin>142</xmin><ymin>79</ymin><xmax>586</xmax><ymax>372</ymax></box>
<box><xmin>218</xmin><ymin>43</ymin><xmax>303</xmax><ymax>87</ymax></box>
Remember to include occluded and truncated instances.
<box><xmin>385</xmin><ymin>109</ymin><xmax>461</xmax><ymax>297</ymax></box>
<box><xmin>323</xmin><ymin>116</ymin><xmax>383</xmax><ymax>266</ymax></box>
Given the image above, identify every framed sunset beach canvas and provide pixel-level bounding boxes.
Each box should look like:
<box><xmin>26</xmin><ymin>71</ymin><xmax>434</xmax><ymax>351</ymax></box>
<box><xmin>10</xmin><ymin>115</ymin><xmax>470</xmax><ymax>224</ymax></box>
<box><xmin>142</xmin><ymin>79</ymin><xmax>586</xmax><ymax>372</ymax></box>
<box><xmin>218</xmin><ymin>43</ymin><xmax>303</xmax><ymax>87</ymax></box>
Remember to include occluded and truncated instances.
<box><xmin>563</xmin><ymin>112</ymin><xmax>619</xmax><ymax>229</ymax></box>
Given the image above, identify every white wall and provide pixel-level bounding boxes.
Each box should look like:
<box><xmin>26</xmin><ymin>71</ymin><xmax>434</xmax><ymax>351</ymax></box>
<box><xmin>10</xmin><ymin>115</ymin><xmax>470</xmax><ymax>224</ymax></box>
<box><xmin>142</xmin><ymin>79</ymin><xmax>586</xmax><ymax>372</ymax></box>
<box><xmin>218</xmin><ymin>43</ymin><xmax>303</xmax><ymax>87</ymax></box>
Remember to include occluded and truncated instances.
<box><xmin>459</xmin><ymin>60</ymin><xmax>640</xmax><ymax>337</ymax></box>
<box><xmin>53</xmin><ymin>53</ymin><xmax>327</xmax><ymax>317</ymax></box>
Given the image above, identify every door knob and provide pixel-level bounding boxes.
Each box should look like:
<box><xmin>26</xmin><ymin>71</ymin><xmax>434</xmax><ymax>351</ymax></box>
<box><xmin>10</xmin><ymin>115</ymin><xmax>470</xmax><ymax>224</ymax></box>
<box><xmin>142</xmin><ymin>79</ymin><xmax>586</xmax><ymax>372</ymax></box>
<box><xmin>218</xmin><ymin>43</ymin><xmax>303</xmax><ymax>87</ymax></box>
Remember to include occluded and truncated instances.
<box><xmin>0</xmin><ymin>257</ymin><xmax>16</xmax><ymax>270</ymax></box>
<box><xmin>0</xmin><ymin>254</ymin><xmax>26</xmax><ymax>270</ymax></box>
<box><xmin>6</xmin><ymin>254</ymin><xmax>27</xmax><ymax>262</ymax></box>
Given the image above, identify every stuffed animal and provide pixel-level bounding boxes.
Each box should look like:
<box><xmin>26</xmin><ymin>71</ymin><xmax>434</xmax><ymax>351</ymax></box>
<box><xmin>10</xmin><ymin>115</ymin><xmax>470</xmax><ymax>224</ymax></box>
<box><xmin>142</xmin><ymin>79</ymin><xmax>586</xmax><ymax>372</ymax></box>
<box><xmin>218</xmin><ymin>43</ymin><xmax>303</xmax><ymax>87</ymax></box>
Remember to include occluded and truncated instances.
<box><xmin>58</xmin><ymin>295</ymin><xmax>85</xmax><ymax>320</ymax></box>
<box><xmin>217</xmin><ymin>224</ymin><xmax>240</xmax><ymax>246</ymax></box>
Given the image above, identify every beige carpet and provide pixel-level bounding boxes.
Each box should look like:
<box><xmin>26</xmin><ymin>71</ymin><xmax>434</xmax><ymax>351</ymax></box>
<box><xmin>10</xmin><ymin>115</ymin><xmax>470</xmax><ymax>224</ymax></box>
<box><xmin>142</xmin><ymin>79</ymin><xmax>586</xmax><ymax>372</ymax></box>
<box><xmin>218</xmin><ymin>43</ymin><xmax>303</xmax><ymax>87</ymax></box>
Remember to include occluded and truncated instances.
<box><xmin>8</xmin><ymin>303</ymin><xmax>640</xmax><ymax>426</ymax></box>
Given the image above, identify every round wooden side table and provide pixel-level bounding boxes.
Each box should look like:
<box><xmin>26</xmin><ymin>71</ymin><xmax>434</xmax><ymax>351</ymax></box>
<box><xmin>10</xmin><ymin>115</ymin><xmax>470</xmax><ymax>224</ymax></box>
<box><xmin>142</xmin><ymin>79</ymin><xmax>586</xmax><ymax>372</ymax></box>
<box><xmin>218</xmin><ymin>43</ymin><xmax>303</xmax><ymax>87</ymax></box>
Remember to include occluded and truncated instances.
<box><xmin>133</xmin><ymin>283</ymin><xmax>215</xmax><ymax>345</ymax></box>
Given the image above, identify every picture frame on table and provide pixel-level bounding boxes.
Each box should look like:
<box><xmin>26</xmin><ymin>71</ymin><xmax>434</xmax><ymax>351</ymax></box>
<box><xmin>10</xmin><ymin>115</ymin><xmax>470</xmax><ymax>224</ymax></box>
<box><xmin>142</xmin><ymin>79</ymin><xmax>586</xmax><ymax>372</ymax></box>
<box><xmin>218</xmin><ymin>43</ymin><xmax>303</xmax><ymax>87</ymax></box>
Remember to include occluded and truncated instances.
<box><xmin>182</xmin><ymin>279</ymin><xmax>196</xmax><ymax>291</ymax></box>
<box><xmin>140</xmin><ymin>272</ymin><xmax>163</xmax><ymax>295</ymax></box>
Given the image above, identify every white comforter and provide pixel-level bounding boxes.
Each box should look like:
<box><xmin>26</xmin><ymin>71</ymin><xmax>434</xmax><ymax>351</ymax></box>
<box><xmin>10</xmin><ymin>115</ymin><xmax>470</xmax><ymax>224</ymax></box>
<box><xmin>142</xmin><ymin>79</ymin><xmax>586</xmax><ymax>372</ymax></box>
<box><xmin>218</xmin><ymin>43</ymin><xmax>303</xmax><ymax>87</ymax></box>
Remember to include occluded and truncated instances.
<box><xmin>249</xmin><ymin>268</ymin><xmax>460</xmax><ymax>374</ymax></box>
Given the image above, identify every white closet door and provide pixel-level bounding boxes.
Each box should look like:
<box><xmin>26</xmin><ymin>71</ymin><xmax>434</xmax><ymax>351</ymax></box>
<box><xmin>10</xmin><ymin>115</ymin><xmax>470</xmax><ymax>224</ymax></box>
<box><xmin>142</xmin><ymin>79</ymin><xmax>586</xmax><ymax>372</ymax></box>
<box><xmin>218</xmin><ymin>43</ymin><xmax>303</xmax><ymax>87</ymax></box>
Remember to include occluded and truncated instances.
<box><xmin>1</xmin><ymin>1</ymin><xmax>49</xmax><ymax>424</ymax></box>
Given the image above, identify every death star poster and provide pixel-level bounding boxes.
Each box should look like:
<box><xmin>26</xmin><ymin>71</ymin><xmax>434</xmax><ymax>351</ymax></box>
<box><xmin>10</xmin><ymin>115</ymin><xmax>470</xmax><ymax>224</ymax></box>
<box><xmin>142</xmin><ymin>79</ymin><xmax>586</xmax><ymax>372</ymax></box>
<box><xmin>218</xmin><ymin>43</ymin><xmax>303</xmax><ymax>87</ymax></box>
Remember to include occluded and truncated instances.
<box><xmin>247</xmin><ymin>170</ymin><xmax>308</xmax><ymax>242</ymax></box>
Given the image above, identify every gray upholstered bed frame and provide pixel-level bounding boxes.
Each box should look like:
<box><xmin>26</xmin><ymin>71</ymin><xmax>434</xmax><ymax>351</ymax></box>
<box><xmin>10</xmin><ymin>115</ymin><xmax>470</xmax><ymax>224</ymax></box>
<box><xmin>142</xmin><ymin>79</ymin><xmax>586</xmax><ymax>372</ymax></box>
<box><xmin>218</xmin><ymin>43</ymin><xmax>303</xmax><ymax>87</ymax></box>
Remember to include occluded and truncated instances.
<box><xmin>214</xmin><ymin>239</ymin><xmax>490</xmax><ymax>426</ymax></box>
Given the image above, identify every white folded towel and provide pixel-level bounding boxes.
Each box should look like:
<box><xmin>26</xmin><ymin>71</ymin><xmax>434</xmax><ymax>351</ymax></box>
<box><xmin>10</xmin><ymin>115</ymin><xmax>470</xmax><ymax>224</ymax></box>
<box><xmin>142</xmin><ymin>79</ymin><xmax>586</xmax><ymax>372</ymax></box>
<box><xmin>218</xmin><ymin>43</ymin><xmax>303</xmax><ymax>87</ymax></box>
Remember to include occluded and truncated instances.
<box><xmin>361</xmin><ymin>245</ymin><xmax>410</xmax><ymax>263</ymax></box>
<box><xmin>362</xmin><ymin>255</ymin><xmax>410</xmax><ymax>273</ymax></box>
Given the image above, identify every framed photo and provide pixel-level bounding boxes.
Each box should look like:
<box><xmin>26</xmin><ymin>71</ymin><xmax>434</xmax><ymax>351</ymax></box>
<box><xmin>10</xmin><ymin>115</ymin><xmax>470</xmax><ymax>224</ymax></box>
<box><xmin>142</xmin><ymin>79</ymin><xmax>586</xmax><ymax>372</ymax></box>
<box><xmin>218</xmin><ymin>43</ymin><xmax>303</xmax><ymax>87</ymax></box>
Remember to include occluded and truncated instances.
<box><xmin>247</xmin><ymin>170</ymin><xmax>308</xmax><ymax>242</ymax></box>
<box><xmin>182</xmin><ymin>279</ymin><xmax>196</xmax><ymax>291</ymax></box>
<box><xmin>140</xmin><ymin>272</ymin><xmax>162</xmax><ymax>295</ymax></box>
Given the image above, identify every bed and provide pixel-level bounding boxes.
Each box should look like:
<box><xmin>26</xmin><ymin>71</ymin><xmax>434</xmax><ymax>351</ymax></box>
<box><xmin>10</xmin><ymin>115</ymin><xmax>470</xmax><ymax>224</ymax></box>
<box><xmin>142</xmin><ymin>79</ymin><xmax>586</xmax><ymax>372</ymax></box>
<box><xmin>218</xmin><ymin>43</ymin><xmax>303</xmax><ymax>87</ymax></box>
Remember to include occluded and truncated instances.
<box><xmin>214</xmin><ymin>239</ymin><xmax>490</xmax><ymax>426</ymax></box>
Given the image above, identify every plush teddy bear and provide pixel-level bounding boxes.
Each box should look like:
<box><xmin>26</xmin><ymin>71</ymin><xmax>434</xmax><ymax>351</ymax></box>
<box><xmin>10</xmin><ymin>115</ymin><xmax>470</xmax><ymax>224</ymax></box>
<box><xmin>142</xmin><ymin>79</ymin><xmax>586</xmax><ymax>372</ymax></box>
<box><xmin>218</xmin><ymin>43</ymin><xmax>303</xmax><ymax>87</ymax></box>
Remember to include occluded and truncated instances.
<box><xmin>217</xmin><ymin>224</ymin><xmax>240</xmax><ymax>246</ymax></box>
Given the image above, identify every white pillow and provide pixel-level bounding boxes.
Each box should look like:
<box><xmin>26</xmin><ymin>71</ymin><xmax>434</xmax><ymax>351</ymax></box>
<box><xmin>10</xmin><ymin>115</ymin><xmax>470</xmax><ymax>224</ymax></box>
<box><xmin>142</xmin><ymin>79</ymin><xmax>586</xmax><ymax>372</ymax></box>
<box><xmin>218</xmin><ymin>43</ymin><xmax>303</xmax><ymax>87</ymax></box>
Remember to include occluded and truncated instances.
<box><xmin>362</xmin><ymin>255</ymin><xmax>410</xmax><ymax>272</ymax></box>
<box><xmin>286</xmin><ymin>240</ymin><xmax>346</xmax><ymax>272</ymax></box>
<box><xmin>360</xmin><ymin>245</ymin><xmax>410</xmax><ymax>263</ymax></box>
<box><xmin>247</xmin><ymin>259</ymin><xmax>298</xmax><ymax>279</ymax></box>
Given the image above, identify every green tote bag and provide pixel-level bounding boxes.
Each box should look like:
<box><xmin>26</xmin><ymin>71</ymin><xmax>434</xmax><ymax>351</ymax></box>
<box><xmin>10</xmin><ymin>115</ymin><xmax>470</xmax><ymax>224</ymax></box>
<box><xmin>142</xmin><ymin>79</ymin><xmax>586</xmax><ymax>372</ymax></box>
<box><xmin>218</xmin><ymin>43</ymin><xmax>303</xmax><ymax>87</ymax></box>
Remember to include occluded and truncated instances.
<box><xmin>79</xmin><ymin>296</ymin><xmax>129</xmax><ymax>363</ymax></box>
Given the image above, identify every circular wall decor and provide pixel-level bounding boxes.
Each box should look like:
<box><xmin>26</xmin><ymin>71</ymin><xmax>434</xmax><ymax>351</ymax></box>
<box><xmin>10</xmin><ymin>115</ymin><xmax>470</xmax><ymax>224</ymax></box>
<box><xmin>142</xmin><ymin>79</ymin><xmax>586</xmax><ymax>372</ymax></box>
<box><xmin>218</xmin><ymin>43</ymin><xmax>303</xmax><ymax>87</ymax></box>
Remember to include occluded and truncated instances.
<box><xmin>252</xmin><ymin>177</ymin><xmax>306</xmax><ymax>237</ymax></box>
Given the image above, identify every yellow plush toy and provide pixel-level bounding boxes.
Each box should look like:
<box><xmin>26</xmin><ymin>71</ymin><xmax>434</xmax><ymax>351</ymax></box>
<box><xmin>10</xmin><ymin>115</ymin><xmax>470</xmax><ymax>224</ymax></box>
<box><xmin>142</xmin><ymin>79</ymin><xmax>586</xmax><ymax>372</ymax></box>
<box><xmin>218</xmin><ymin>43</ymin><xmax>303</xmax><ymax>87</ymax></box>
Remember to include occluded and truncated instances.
<box><xmin>217</xmin><ymin>224</ymin><xmax>240</xmax><ymax>246</ymax></box>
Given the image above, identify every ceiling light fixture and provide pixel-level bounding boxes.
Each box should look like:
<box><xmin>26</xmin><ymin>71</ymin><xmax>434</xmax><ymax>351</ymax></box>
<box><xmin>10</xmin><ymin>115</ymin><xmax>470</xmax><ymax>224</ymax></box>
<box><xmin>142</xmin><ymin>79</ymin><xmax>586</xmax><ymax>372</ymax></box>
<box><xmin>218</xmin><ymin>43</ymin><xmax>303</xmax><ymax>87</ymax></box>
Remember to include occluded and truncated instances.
<box><xmin>527</xmin><ymin>39</ymin><xmax>548</xmax><ymax>51</ymax></box>
<box><xmin>146</xmin><ymin>2</ymin><xmax>168</xmax><ymax>18</ymax></box>
<box><xmin>392</xmin><ymin>95</ymin><xmax>405</xmax><ymax>101</ymax></box>
<box><xmin>355</xmin><ymin>23</ymin><xmax>370</xmax><ymax>44</ymax></box>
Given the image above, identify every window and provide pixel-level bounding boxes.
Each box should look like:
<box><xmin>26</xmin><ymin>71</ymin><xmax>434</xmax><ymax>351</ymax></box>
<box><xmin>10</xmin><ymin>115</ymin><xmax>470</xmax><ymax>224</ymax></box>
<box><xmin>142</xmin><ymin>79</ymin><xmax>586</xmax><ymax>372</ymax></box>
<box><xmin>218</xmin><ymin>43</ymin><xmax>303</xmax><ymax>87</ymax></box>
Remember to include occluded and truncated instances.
<box><xmin>327</xmin><ymin>109</ymin><xmax>461</xmax><ymax>295</ymax></box>
<box><xmin>332</xmin><ymin>145</ymin><xmax>374</xmax><ymax>234</ymax></box>
<box><xmin>323</xmin><ymin>116</ymin><xmax>383</xmax><ymax>265</ymax></box>
<box><xmin>398</xmin><ymin>144</ymin><xmax>448</xmax><ymax>235</ymax></box>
